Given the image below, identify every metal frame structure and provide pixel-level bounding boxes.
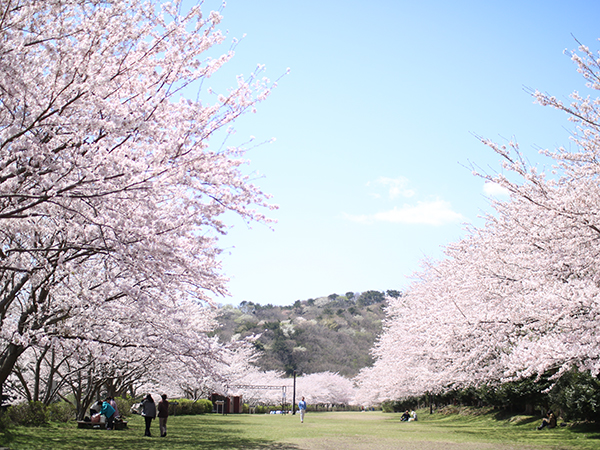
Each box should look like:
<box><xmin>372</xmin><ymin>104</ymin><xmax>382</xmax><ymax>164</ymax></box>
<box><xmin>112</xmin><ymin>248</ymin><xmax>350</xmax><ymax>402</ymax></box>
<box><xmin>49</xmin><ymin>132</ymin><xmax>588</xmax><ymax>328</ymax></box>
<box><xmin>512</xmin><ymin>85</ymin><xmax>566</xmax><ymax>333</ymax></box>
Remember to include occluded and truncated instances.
<box><xmin>228</xmin><ymin>384</ymin><xmax>292</xmax><ymax>412</ymax></box>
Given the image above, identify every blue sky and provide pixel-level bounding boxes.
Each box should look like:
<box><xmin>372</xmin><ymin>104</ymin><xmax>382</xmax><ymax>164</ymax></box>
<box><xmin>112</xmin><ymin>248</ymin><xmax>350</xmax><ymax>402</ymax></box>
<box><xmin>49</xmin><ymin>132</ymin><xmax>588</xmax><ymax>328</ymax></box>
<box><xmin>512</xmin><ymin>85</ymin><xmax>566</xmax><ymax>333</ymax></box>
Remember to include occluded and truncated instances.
<box><xmin>197</xmin><ymin>0</ymin><xmax>600</xmax><ymax>306</ymax></box>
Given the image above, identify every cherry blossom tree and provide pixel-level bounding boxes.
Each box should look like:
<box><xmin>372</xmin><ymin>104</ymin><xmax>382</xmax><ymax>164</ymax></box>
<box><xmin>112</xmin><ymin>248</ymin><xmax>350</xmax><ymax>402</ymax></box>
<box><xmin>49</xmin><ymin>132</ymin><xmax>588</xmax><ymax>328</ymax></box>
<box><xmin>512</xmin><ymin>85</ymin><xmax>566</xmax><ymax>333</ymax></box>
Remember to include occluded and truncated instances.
<box><xmin>357</xmin><ymin>38</ymin><xmax>600</xmax><ymax>404</ymax></box>
<box><xmin>228</xmin><ymin>370</ymin><xmax>288</xmax><ymax>407</ymax></box>
<box><xmin>202</xmin><ymin>366</ymin><xmax>358</xmax><ymax>408</ymax></box>
<box><xmin>296</xmin><ymin>371</ymin><xmax>356</xmax><ymax>407</ymax></box>
<box><xmin>0</xmin><ymin>0</ymin><xmax>277</xmax><ymax>401</ymax></box>
<box><xmin>473</xmin><ymin>39</ymin><xmax>600</xmax><ymax>379</ymax></box>
<box><xmin>6</xmin><ymin>274</ymin><xmax>238</xmax><ymax>417</ymax></box>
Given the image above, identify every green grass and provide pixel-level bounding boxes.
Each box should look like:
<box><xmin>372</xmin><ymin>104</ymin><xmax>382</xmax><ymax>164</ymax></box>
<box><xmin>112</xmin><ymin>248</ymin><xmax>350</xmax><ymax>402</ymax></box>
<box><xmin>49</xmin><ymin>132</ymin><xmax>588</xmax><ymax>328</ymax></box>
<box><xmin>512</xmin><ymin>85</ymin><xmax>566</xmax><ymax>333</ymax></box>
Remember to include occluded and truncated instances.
<box><xmin>0</xmin><ymin>410</ymin><xmax>599</xmax><ymax>450</ymax></box>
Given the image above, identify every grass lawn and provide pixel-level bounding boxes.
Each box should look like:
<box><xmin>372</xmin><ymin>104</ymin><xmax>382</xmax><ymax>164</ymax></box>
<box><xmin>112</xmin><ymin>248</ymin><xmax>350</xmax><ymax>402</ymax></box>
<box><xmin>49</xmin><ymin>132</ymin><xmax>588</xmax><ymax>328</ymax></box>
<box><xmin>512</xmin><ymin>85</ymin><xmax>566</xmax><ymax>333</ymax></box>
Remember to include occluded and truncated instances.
<box><xmin>0</xmin><ymin>410</ymin><xmax>599</xmax><ymax>450</ymax></box>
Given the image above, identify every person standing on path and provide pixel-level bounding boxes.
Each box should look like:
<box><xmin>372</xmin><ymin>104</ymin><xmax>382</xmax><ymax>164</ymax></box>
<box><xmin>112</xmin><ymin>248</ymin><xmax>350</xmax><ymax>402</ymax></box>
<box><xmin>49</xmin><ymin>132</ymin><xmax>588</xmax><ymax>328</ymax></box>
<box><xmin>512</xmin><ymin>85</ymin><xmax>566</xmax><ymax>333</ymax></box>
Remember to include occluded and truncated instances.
<box><xmin>157</xmin><ymin>394</ymin><xmax>169</xmax><ymax>437</ymax></box>
<box><xmin>298</xmin><ymin>396</ymin><xmax>307</xmax><ymax>423</ymax></box>
<box><xmin>141</xmin><ymin>394</ymin><xmax>156</xmax><ymax>437</ymax></box>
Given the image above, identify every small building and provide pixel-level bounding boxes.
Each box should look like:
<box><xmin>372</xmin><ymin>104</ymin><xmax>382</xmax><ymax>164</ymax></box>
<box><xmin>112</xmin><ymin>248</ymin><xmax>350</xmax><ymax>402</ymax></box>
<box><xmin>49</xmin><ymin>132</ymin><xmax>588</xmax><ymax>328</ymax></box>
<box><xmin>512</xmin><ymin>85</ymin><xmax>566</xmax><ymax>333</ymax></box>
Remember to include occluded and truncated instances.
<box><xmin>211</xmin><ymin>393</ymin><xmax>243</xmax><ymax>414</ymax></box>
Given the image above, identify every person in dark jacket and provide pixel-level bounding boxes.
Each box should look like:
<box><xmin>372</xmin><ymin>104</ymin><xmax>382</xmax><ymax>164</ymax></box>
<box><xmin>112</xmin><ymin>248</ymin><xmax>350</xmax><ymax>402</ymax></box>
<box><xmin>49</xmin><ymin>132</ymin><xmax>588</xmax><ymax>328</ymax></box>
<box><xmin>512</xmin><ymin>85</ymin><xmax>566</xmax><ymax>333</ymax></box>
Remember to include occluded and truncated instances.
<box><xmin>537</xmin><ymin>410</ymin><xmax>557</xmax><ymax>430</ymax></box>
<box><xmin>157</xmin><ymin>394</ymin><xmax>169</xmax><ymax>437</ymax></box>
<box><xmin>141</xmin><ymin>394</ymin><xmax>156</xmax><ymax>437</ymax></box>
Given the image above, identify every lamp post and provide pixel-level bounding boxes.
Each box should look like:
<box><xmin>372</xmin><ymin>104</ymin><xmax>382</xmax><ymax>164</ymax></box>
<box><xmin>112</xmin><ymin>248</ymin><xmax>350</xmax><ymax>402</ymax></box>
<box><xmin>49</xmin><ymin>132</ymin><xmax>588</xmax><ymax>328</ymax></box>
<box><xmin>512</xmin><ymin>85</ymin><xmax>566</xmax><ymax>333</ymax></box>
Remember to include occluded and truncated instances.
<box><xmin>292</xmin><ymin>370</ymin><xmax>297</xmax><ymax>415</ymax></box>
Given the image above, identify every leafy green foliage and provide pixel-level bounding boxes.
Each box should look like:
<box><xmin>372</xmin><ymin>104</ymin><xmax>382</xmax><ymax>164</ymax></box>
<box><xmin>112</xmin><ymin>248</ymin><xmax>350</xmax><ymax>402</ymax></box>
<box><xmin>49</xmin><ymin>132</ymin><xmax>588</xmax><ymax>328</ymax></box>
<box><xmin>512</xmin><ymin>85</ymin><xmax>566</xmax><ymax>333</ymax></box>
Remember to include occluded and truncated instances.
<box><xmin>394</xmin><ymin>369</ymin><xmax>600</xmax><ymax>422</ymax></box>
<box><xmin>215</xmin><ymin>291</ymin><xmax>396</xmax><ymax>377</ymax></box>
<box><xmin>549</xmin><ymin>369</ymin><xmax>600</xmax><ymax>421</ymax></box>
<box><xmin>382</xmin><ymin>398</ymin><xmax>422</xmax><ymax>413</ymax></box>
<box><xmin>454</xmin><ymin>375</ymin><xmax>554</xmax><ymax>414</ymax></box>
<box><xmin>46</xmin><ymin>402</ymin><xmax>76</xmax><ymax>423</ymax></box>
<box><xmin>356</xmin><ymin>290</ymin><xmax>386</xmax><ymax>307</ymax></box>
<box><xmin>115</xmin><ymin>396</ymin><xmax>136</xmax><ymax>418</ymax></box>
<box><xmin>6</xmin><ymin>401</ymin><xmax>48</xmax><ymax>426</ymax></box>
<box><xmin>173</xmin><ymin>398</ymin><xmax>213</xmax><ymax>415</ymax></box>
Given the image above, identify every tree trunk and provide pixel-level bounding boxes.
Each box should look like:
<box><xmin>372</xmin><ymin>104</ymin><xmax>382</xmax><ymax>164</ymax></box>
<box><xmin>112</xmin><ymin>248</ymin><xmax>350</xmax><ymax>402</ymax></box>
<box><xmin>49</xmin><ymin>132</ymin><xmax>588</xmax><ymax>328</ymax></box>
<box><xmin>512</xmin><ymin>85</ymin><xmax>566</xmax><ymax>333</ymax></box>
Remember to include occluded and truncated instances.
<box><xmin>0</xmin><ymin>342</ymin><xmax>25</xmax><ymax>398</ymax></box>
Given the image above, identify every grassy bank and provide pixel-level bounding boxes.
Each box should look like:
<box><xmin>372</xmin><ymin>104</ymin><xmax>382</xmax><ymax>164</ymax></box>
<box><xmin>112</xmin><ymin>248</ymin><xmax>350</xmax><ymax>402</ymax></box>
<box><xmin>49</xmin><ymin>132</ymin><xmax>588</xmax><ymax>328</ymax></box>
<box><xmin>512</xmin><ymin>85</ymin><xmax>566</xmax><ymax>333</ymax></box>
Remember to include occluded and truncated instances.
<box><xmin>0</xmin><ymin>409</ymin><xmax>598</xmax><ymax>450</ymax></box>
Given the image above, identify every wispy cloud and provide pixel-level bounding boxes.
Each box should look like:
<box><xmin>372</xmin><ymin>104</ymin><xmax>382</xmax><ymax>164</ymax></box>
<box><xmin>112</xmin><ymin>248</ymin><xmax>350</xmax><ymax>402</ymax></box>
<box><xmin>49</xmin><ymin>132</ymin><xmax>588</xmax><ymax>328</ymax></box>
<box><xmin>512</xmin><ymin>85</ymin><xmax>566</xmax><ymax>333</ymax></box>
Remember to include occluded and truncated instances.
<box><xmin>367</xmin><ymin>176</ymin><xmax>415</xmax><ymax>199</ymax></box>
<box><xmin>483</xmin><ymin>182</ymin><xmax>510</xmax><ymax>197</ymax></box>
<box><xmin>344</xmin><ymin>199</ymin><xmax>465</xmax><ymax>226</ymax></box>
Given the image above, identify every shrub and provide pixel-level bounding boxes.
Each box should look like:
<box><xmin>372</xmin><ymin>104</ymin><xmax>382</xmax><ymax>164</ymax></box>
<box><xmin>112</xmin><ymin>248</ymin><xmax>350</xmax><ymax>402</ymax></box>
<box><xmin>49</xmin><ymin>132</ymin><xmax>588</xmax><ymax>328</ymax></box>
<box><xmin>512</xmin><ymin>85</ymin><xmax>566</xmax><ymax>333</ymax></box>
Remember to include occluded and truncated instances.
<box><xmin>7</xmin><ymin>401</ymin><xmax>48</xmax><ymax>426</ymax></box>
<box><xmin>114</xmin><ymin>396</ymin><xmax>135</xmax><ymax>418</ymax></box>
<box><xmin>381</xmin><ymin>397</ymin><xmax>422</xmax><ymax>413</ymax></box>
<box><xmin>197</xmin><ymin>398</ymin><xmax>213</xmax><ymax>414</ymax></box>
<box><xmin>381</xmin><ymin>401</ymin><xmax>394</xmax><ymax>413</ymax></box>
<box><xmin>47</xmin><ymin>401</ymin><xmax>75</xmax><ymax>422</ymax></box>
<box><xmin>491</xmin><ymin>376</ymin><xmax>552</xmax><ymax>412</ymax></box>
<box><xmin>549</xmin><ymin>369</ymin><xmax>600</xmax><ymax>421</ymax></box>
<box><xmin>253</xmin><ymin>405</ymin><xmax>273</xmax><ymax>414</ymax></box>
<box><xmin>0</xmin><ymin>410</ymin><xmax>11</xmax><ymax>430</ymax></box>
<box><xmin>172</xmin><ymin>398</ymin><xmax>213</xmax><ymax>415</ymax></box>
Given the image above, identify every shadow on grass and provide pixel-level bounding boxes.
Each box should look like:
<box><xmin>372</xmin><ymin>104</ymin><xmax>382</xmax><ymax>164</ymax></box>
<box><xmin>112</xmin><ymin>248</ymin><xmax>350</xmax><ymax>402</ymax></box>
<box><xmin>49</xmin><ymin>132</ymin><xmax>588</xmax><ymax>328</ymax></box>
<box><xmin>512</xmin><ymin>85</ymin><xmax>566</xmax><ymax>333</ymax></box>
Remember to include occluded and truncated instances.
<box><xmin>191</xmin><ymin>420</ymin><xmax>303</xmax><ymax>450</ymax></box>
<box><xmin>0</xmin><ymin>433</ymin><xmax>303</xmax><ymax>450</ymax></box>
<box><xmin>183</xmin><ymin>438</ymin><xmax>302</xmax><ymax>449</ymax></box>
<box><xmin>492</xmin><ymin>410</ymin><xmax>538</xmax><ymax>425</ymax></box>
<box><xmin>568</xmin><ymin>422</ymin><xmax>600</xmax><ymax>440</ymax></box>
<box><xmin>490</xmin><ymin>409</ymin><xmax>600</xmax><ymax>440</ymax></box>
<box><xmin>0</xmin><ymin>421</ymin><xmax>304</xmax><ymax>450</ymax></box>
<box><xmin>1</xmin><ymin>437</ymin><xmax>301</xmax><ymax>450</ymax></box>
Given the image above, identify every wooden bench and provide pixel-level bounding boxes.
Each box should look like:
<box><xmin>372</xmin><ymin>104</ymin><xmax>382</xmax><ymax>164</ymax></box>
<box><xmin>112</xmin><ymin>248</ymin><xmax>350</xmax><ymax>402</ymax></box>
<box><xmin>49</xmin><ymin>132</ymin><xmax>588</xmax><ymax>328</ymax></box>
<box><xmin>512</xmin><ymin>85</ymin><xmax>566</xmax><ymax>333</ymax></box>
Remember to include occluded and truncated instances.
<box><xmin>77</xmin><ymin>420</ymin><xmax>128</xmax><ymax>430</ymax></box>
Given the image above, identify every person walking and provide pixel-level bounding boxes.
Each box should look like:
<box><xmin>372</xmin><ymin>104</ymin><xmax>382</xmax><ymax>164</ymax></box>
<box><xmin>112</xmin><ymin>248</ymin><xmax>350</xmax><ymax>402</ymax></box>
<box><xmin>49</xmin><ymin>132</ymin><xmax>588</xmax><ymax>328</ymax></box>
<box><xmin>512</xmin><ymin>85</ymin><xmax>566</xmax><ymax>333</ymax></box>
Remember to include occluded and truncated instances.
<box><xmin>141</xmin><ymin>394</ymin><xmax>156</xmax><ymax>437</ymax></box>
<box><xmin>157</xmin><ymin>394</ymin><xmax>169</xmax><ymax>437</ymax></box>
<box><xmin>298</xmin><ymin>396</ymin><xmax>307</xmax><ymax>423</ymax></box>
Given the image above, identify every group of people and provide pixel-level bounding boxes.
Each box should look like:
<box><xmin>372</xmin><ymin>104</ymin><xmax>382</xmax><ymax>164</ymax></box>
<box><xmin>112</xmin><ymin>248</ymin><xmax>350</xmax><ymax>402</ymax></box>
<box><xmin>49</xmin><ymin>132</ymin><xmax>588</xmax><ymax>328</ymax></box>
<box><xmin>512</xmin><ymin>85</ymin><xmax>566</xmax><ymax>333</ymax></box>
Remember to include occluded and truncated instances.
<box><xmin>89</xmin><ymin>393</ymin><xmax>169</xmax><ymax>436</ymax></box>
<box><xmin>140</xmin><ymin>393</ymin><xmax>170</xmax><ymax>437</ymax></box>
<box><xmin>88</xmin><ymin>394</ymin><xmax>559</xmax><ymax>436</ymax></box>
<box><xmin>93</xmin><ymin>392</ymin><xmax>308</xmax><ymax>435</ymax></box>
<box><xmin>89</xmin><ymin>397</ymin><xmax>120</xmax><ymax>430</ymax></box>
<box><xmin>400</xmin><ymin>410</ymin><xmax>417</xmax><ymax>422</ymax></box>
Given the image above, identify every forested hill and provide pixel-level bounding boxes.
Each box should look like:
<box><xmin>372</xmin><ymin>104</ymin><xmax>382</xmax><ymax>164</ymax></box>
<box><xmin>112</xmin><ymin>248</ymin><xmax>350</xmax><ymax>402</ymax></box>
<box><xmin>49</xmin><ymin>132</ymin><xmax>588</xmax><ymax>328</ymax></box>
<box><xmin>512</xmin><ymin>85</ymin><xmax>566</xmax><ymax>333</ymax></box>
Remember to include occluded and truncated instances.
<box><xmin>214</xmin><ymin>290</ymin><xmax>401</xmax><ymax>378</ymax></box>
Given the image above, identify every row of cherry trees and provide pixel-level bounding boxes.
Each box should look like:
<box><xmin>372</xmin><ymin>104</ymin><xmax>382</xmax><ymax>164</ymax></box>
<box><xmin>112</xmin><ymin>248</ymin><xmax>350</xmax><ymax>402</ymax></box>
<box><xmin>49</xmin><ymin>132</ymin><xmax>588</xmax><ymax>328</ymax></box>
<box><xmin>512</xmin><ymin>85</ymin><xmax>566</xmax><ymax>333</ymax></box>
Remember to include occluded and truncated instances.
<box><xmin>356</xmin><ymin>40</ymin><xmax>600</xmax><ymax>404</ymax></box>
<box><xmin>0</xmin><ymin>0</ymin><xmax>275</xmax><ymax>416</ymax></box>
<box><xmin>226</xmin><ymin>369</ymin><xmax>357</xmax><ymax>408</ymax></box>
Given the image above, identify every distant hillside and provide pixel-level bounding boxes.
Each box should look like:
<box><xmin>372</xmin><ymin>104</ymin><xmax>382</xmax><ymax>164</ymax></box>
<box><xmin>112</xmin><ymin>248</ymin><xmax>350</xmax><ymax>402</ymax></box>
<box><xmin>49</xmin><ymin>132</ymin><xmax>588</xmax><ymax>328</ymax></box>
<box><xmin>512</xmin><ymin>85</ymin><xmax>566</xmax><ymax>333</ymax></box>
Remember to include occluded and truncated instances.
<box><xmin>214</xmin><ymin>290</ymin><xmax>401</xmax><ymax>378</ymax></box>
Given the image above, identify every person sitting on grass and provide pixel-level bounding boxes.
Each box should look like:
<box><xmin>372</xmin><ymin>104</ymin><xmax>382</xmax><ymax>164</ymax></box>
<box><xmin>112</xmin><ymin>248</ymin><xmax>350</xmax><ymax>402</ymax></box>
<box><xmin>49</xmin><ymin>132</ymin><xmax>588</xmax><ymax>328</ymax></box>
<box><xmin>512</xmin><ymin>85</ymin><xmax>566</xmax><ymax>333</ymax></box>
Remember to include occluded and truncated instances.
<box><xmin>400</xmin><ymin>410</ymin><xmax>410</xmax><ymax>421</ymax></box>
<box><xmin>537</xmin><ymin>410</ymin><xmax>557</xmax><ymax>430</ymax></box>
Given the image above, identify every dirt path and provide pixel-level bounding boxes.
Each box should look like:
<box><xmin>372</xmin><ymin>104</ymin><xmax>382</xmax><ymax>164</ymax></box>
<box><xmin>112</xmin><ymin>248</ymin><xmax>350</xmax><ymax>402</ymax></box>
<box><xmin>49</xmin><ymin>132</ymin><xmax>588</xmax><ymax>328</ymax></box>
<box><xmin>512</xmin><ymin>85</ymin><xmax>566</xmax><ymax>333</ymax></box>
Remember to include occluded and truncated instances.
<box><xmin>297</xmin><ymin>436</ymin><xmax>542</xmax><ymax>450</ymax></box>
<box><xmin>282</xmin><ymin>412</ymin><xmax>549</xmax><ymax>450</ymax></box>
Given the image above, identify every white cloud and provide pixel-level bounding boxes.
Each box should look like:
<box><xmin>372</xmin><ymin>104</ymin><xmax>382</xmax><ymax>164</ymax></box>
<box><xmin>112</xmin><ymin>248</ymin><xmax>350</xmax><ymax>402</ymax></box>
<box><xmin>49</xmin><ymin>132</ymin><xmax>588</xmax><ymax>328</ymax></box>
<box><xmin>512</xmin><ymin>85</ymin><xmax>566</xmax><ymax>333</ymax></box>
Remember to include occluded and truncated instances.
<box><xmin>483</xmin><ymin>182</ymin><xmax>510</xmax><ymax>197</ymax></box>
<box><xmin>368</xmin><ymin>176</ymin><xmax>415</xmax><ymax>199</ymax></box>
<box><xmin>344</xmin><ymin>199</ymin><xmax>465</xmax><ymax>226</ymax></box>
